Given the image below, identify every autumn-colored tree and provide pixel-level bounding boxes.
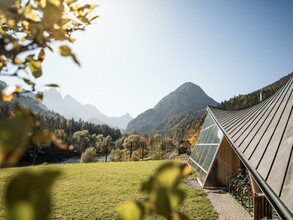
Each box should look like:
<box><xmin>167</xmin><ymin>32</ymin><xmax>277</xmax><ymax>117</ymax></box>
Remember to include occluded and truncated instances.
<box><xmin>80</xmin><ymin>147</ymin><xmax>97</xmax><ymax>163</ymax></box>
<box><xmin>123</xmin><ymin>134</ymin><xmax>147</xmax><ymax>160</ymax></box>
<box><xmin>73</xmin><ymin>130</ymin><xmax>91</xmax><ymax>153</ymax></box>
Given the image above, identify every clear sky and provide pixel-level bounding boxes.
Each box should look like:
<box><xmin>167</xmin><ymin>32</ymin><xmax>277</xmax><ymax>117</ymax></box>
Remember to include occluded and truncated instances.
<box><xmin>4</xmin><ymin>0</ymin><xmax>293</xmax><ymax>117</ymax></box>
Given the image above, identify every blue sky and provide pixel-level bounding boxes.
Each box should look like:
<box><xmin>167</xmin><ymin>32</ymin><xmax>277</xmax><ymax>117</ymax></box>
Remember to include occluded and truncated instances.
<box><xmin>4</xmin><ymin>0</ymin><xmax>293</xmax><ymax>117</ymax></box>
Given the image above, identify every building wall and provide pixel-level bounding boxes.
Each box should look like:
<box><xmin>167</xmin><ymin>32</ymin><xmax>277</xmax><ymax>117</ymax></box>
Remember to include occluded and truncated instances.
<box><xmin>204</xmin><ymin>137</ymin><xmax>244</xmax><ymax>188</ymax></box>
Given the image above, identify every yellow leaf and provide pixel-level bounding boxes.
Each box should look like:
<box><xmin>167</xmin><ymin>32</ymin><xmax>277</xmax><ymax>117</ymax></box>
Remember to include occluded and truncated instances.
<box><xmin>26</xmin><ymin>11</ymin><xmax>37</xmax><ymax>22</ymax></box>
<box><xmin>36</xmin><ymin>92</ymin><xmax>43</xmax><ymax>102</ymax></box>
<box><xmin>22</xmin><ymin>20</ymin><xmax>30</xmax><ymax>30</ymax></box>
<box><xmin>40</xmin><ymin>0</ymin><xmax>47</xmax><ymax>8</ymax></box>
<box><xmin>15</xmin><ymin>87</ymin><xmax>22</xmax><ymax>93</ymax></box>
<box><xmin>13</xmin><ymin>58</ymin><xmax>23</xmax><ymax>64</ymax></box>
<box><xmin>38</xmin><ymin>49</ymin><xmax>45</xmax><ymax>62</ymax></box>
<box><xmin>1</xmin><ymin>94</ymin><xmax>14</xmax><ymax>102</ymax></box>
<box><xmin>54</xmin><ymin>24</ymin><xmax>60</xmax><ymax>30</ymax></box>
<box><xmin>90</xmin><ymin>4</ymin><xmax>97</xmax><ymax>10</ymax></box>
<box><xmin>58</xmin><ymin>45</ymin><xmax>72</xmax><ymax>56</ymax></box>
<box><xmin>90</xmin><ymin>15</ymin><xmax>99</xmax><ymax>22</ymax></box>
<box><xmin>2</xmin><ymin>85</ymin><xmax>21</xmax><ymax>96</ymax></box>
<box><xmin>62</xmin><ymin>24</ymin><xmax>68</xmax><ymax>30</ymax></box>
<box><xmin>69</xmin><ymin>37</ymin><xmax>76</xmax><ymax>43</ymax></box>
<box><xmin>87</xmin><ymin>4</ymin><xmax>97</xmax><ymax>15</ymax></box>
<box><xmin>7</xmin><ymin>19</ymin><xmax>15</xmax><ymax>28</ymax></box>
<box><xmin>181</xmin><ymin>164</ymin><xmax>192</xmax><ymax>177</ymax></box>
<box><xmin>28</xmin><ymin>60</ymin><xmax>42</xmax><ymax>78</ymax></box>
<box><xmin>1</xmin><ymin>86</ymin><xmax>22</xmax><ymax>102</ymax></box>
<box><xmin>58</xmin><ymin>46</ymin><xmax>80</xmax><ymax>65</ymax></box>
<box><xmin>48</xmin><ymin>0</ymin><xmax>61</xmax><ymax>7</ymax></box>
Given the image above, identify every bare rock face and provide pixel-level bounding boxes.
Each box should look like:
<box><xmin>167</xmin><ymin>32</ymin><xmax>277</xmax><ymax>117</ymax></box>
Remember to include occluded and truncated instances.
<box><xmin>43</xmin><ymin>89</ymin><xmax>133</xmax><ymax>129</ymax></box>
<box><xmin>126</xmin><ymin>82</ymin><xmax>218</xmax><ymax>134</ymax></box>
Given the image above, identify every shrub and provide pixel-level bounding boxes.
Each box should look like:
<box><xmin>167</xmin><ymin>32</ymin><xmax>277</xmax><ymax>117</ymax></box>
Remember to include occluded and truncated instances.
<box><xmin>80</xmin><ymin>147</ymin><xmax>97</xmax><ymax>163</ymax></box>
<box><xmin>110</xmin><ymin>149</ymin><xmax>126</xmax><ymax>162</ymax></box>
<box><xmin>132</xmin><ymin>151</ymin><xmax>140</xmax><ymax>161</ymax></box>
<box><xmin>147</xmin><ymin>143</ymin><xmax>162</xmax><ymax>160</ymax></box>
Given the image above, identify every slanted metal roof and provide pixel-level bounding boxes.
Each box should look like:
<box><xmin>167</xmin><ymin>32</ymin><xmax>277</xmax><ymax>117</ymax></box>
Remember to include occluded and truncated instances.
<box><xmin>208</xmin><ymin>75</ymin><xmax>293</xmax><ymax>219</ymax></box>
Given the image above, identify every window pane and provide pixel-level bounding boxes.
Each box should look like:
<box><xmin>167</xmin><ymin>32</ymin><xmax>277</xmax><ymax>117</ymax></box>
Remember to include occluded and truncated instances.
<box><xmin>188</xmin><ymin>112</ymin><xmax>223</xmax><ymax>185</ymax></box>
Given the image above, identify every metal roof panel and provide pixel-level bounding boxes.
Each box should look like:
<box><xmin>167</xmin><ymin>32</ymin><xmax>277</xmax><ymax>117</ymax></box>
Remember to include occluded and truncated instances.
<box><xmin>208</xmin><ymin>75</ymin><xmax>293</xmax><ymax>218</ymax></box>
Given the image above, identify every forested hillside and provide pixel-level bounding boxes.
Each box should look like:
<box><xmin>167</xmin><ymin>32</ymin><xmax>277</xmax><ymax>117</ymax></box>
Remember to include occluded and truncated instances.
<box><xmin>218</xmin><ymin>73</ymin><xmax>292</xmax><ymax>110</ymax></box>
<box><xmin>173</xmin><ymin>73</ymin><xmax>293</xmax><ymax>145</ymax></box>
<box><xmin>172</xmin><ymin>115</ymin><xmax>206</xmax><ymax>146</ymax></box>
<box><xmin>0</xmin><ymin>104</ymin><xmax>121</xmax><ymax>165</ymax></box>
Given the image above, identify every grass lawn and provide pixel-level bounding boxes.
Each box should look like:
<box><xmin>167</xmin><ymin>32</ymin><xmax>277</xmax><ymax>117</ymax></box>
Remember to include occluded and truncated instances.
<box><xmin>0</xmin><ymin>160</ymin><xmax>217</xmax><ymax>219</ymax></box>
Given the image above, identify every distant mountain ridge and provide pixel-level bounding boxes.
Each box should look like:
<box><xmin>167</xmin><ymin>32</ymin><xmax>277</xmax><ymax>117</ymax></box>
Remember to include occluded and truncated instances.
<box><xmin>0</xmin><ymin>81</ymin><xmax>49</xmax><ymax>115</ymax></box>
<box><xmin>43</xmin><ymin>89</ymin><xmax>133</xmax><ymax>129</ymax></box>
<box><xmin>126</xmin><ymin>82</ymin><xmax>218</xmax><ymax>134</ymax></box>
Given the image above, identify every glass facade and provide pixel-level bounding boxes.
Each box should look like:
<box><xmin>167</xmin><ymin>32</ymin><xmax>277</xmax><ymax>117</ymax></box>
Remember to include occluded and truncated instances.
<box><xmin>188</xmin><ymin>113</ymin><xmax>223</xmax><ymax>185</ymax></box>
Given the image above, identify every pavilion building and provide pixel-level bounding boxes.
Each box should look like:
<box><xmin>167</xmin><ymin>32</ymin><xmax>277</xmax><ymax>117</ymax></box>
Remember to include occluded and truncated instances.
<box><xmin>188</xmin><ymin>75</ymin><xmax>293</xmax><ymax>219</ymax></box>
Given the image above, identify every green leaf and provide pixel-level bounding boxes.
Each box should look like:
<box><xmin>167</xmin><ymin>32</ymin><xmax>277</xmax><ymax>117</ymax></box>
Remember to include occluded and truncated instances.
<box><xmin>117</xmin><ymin>201</ymin><xmax>145</xmax><ymax>220</ymax></box>
<box><xmin>59</xmin><ymin>46</ymin><xmax>80</xmax><ymax>66</ymax></box>
<box><xmin>25</xmin><ymin>55</ymin><xmax>34</xmax><ymax>62</ymax></box>
<box><xmin>5</xmin><ymin>170</ymin><xmax>61</xmax><ymax>220</ymax></box>
<box><xmin>45</xmin><ymin>84</ymin><xmax>59</xmax><ymax>88</ymax></box>
<box><xmin>22</xmin><ymin>78</ymin><xmax>35</xmax><ymax>86</ymax></box>
<box><xmin>31</xmin><ymin>130</ymin><xmax>54</xmax><ymax>146</ymax></box>
<box><xmin>28</xmin><ymin>60</ymin><xmax>42</xmax><ymax>78</ymax></box>
<box><xmin>169</xmin><ymin>189</ymin><xmax>185</xmax><ymax>210</ymax></box>
<box><xmin>173</xmin><ymin>212</ymin><xmax>189</xmax><ymax>220</ymax></box>
<box><xmin>8</xmin><ymin>202</ymin><xmax>34</xmax><ymax>220</ymax></box>
<box><xmin>47</xmin><ymin>45</ymin><xmax>54</xmax><ymax>53</ymax></box>
<box><xmin>36</xmin><ymin>92</ymin><xmax>43</xmax><ymax>102</ymax></box>
<box><xmin>0</xmin><ymin>106</ymin><xmax>37</xmax><ymax>166</ymax></box>
<box><xmin>152</xmin><ymin>188</ymin><xmax>172</xmax><ymax>217</ymax></box>
<box><xmin>71</xmin><ymin>54</ymin><xmax>80</xmax><ymax>66</ymax></box>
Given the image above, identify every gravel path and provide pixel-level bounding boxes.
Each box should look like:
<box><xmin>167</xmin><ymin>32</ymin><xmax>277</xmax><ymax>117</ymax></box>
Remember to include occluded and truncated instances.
<box><xmin>205</xmin><ymin>189</ymin><xmax>253</xmax><ymax>220</ymax></box>
<box><xmin>187</xmin><ymin>179</ymin><xmax>253</xmax><ymax>220</ymax></box>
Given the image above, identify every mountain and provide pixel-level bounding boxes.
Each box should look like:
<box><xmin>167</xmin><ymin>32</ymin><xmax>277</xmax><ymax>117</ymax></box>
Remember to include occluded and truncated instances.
<box><xmin>172</xmin><ymin>72</ymin><xmax>293</xmax><ymax>146</ymax></box>
<box><xmin>0</xmin><ymin>81</ymin><xmax>49</xmax><ymax>114</ymax></box>
<box><xmin>43</xmin><ymin>89</ymin><xmax>133</xmax><ymax>129</ymax></box>
<box><xmin>126</xmin><ymin>82</ymin><xmax>218</xmax><ymax>134</ymax></box>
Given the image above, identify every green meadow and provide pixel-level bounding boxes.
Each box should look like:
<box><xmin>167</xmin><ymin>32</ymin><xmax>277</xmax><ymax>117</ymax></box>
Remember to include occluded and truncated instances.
<box><xmin>0</xmin><ymin>161</ymin><xmax>217</xmax><ymax>219</ymax></box>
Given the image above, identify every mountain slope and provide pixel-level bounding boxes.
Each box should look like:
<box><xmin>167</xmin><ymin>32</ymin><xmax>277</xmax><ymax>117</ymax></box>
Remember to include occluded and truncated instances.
<box><xmin>172</xmin><ymin>72</ymin><xmax>293</xmax><ymax>146</ymax></box>
<box><xmin>0</xmin><ymin>81</ymin><xmax>49</xmax><ymax>115</ymax></box>
<box><xmin>126</xmin><ymin>82</ymin><xmax>217</xmax><ymax>134</ymax></box>
<box><xmin>43</xmin><ymin>89</ymin><xmax>133</xmax><ymax>129</ymax></box>
<box><xmin>217</xmin><ymin>72</ymin><xmax>293</xmax><ymax>110</ymax></box>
